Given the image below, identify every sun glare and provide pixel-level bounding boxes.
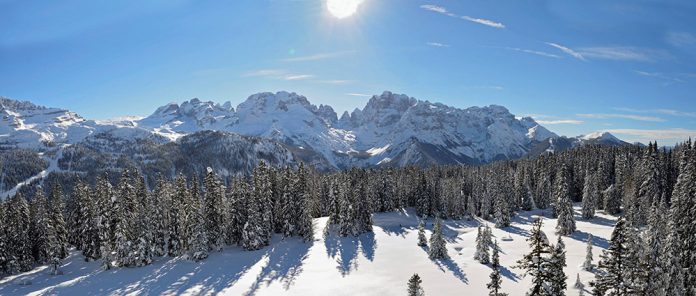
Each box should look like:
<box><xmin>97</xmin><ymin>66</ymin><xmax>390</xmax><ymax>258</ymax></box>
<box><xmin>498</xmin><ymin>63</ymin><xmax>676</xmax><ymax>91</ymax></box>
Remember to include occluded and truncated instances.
<box><xmin>327</xmin><ymin>0</ymin><xmax>364</xmax><ymax>19</ymax></box>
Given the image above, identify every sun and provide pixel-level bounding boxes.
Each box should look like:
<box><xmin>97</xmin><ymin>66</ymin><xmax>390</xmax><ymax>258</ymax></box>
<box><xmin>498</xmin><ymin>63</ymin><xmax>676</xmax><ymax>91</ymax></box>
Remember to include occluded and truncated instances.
<box><xmin>326</xmin><ymin>0</ymin><xmax>364</xmax><ymax>19</ymax></box>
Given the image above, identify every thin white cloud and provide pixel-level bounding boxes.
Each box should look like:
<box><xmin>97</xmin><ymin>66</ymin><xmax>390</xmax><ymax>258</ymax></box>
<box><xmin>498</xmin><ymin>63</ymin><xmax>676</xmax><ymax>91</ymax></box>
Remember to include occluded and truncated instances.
<box><xmin>634</xmin><ymin>71</ymin><xmax>684</xmax><ymax>84</ymax></box>
<box><xmin>346</xmin><ymin>93</ymin><xmax>373</xmax><ymax>97</ymax></box>
<box><xmin>546</xmin><ymin>42</ymin><xmax>585</xmax><ymax>60</ymax></box>
<box><xmin>577</xmin><ymin>113</ymin><xmax>665</xmax><ymax>122</ymax></box>
<box><xmin>420</xmin><ymin>4</ymin><xmax>505</xmax><ymax>29</ymax></box>
<box><xmin>606</xmin><ymin>128</ymin><xmax>696</xmax><ymax>141</ymax></box>
<box><xmin>506</xmin><ymin>47</ymin><xmax>561</xmax><ymax>59</ymax></box>
<box><xmin>427</xmin><ymin>42</ymin><xmax>450</xmax><ymax>48</ymax></box>
<box><xmin>536</xmin><ymin>119</ymin><xmax>584</xmax><ymax>125</ymax></box>
<box><xmin>284</xmin><ymin>74</ymin><xmax>314</xmax><ymax>80</ymax></box>
<box><xmin>461</xmin><ymin>16</ymin><xmax>505</xmax><ymax>29</ymax></box>
<box><xmin>613</xmin><ymin>107</ymin><xmax>696</xmax><ymax>118</ymax></box>
<box><xmin>576</xmin><ymin>47</ymin><xmax>668</xmax><ymax>62</ymax></box>
<box><xmin>666</xmin><ymin>32</ymin><xmax>696</xmax><ymax>47</ymax></box>
<box><xmin>281</xmin><ymin>50</ymin><xmax>355</xmax><ymax>62</ymax></box>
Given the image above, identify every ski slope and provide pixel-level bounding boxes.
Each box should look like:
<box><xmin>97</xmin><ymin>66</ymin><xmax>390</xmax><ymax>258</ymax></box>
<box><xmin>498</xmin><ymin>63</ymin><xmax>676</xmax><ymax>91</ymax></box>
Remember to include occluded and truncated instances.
<box><xmin>0</xmin><ymin>206</ymin><xmax>615</xmax><ymax>296</ymax></box>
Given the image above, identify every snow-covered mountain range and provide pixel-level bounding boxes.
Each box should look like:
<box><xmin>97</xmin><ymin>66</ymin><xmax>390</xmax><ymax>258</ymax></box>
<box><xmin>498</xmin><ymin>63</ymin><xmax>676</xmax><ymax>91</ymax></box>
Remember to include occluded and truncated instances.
<box><xmin>0</xmin><ymin>92</ymin><xmax>627</xmax><ymax>171</ymax></box>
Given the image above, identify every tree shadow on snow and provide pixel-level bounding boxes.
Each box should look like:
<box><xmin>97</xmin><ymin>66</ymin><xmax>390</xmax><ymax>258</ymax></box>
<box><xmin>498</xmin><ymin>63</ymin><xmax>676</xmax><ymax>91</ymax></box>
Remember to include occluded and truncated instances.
<box><xmin>569</xmin><ymin>230</ymin><xmax>610</xmax><ymax>249</ymax></box>
<box><xmin>432</xmin><ymin>258</ymin><xmax>469</xmax><ymax>284</ymax></box>
<box><xmin>323</xmin><ymin>230</ymin><xmax>378</xmax><ymax>276</ymax></box>
<box><xmin>244</xmin><ymin>237</ymin><xmax>312</xmax><ymax>295</ymax></box>
<box><xmin>499</xmin><ymin>265</ymin><xmax>521</xmax><ymax>282</ymax></box>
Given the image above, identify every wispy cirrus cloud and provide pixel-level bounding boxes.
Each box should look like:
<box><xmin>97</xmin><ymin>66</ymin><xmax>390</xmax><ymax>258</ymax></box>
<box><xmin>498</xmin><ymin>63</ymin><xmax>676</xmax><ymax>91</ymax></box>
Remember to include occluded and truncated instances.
<box><xmin>426</xmin><ymin>42</ymin><xmax>450</xmax><ymax>48</ymax></box>
<box><xmin>577</xmin><ymin>113</ymin><xmax>666</xmax><ymax>122</ymax></box>
<box><xmin>535</xmin><ymin>119</ymin><xmax>584</xmax><ymax>125</ymax></box>
<box><xmin>546</xmin><ymin>42</ymin><xmax>585</xmax><ymax>60</ymax></box>
<box><xmin>420</xmin><ymin>4</ymin><xmax>505</xmax><ymax>29</ymax></box>
<box><xmin>606</xmin><ymin>128</ymin><xmax>696</xmax><ymax>141</ymax></box>
<box><xmin>461</xmin><ymin>16</ymin><xmax>504</xmax><ymax>29</ymax></box>
<box><xmin>666</xmin><ymin>31</ymin><xmax>696</xmax><ymax>48</ymax></box>
<box><xmin>505</xmin><ymin>47</ymin><xmax>561</xmax><ymax>59</ymax></box>
<box><xmin>280</xmin><ymin>50</ymin><xmax>356</xmax><ymax>62</ymax></box>
<box><xmin>576</xmin><ymin>47</ymin><xmax>669</xmax><ymax>62</ymax></box>
<box><xmin>614</xmin><ymin>107</ymin><xmax>696</xmax><ymax>118</ymax></box>
<box><xmin>243</xmin><ymin>69</ymin><xmax>346</xmax><ymax>83</ymax></box>
<box><xmin>634</xmin><ymin>70</ymin><xmax>684</xmax><ymax>84</ymax></box>
<box><xmin>346</xmin><ymin>93</ymin><xmax>373</xmax><ymax>97</ymax></box>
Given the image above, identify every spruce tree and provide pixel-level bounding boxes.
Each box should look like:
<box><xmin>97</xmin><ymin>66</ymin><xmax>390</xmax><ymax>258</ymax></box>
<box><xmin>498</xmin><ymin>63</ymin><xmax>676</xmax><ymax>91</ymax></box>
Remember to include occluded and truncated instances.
<box><xmin>487</xmin><ymin>240</ymin><xmax>508</xmax><ymax>296</ymax></box>
<box><xmin>95</xmin><ymin>174</ymin><xmax>115</xmax><ymax>269</ymax></box>
<box><xmin>549</xmin><ymin>236</ymin><xmax>567</xmax><ymax>296</ymax></box>
<box><xmin>591</xmin><ymin>218</ymin><xmax>630</xmax><ymax>296</ymax></box>
<box><xmin>474</xmin><ymin>226</ymin><xmax>490</xmax><ymax>264</ymax></box>
<box><xmin>203</xmin><ymin>168</ymin><xmax>225</xmax><ymax>251</ymax></box>
<box><xmin>7</xmin><ymin>193</ymin><xmax>33</xmax><ymax>273</ymax></box>
<box><xmin>583</xmin><ymin>234</ymin><xmax>594</xmax><ymax>271</ymax></box>
<box><xmin>555</xmin><ymin>186</ymin><xmax>576</xmax><ymax>236</ymax></box>
<box><xmin>133</xmin><ymin>173</ymin><xmax>153</xmax><ymax>267</ymax></box>
<box><xmin>602</xmin><ymin>184</ymin><xmax>621</xmax><ymax>215</ymax></box>
<box><xmin>574</xmin><ymin>273</ymin><xmax>585</xmax><ymax>290</ymax></box>
<box><xmin>515</xmin><ymin>218</ymin><xmax>552</xmax><ymax>296</ymax></box>
<box><xmin>50</xmin><ymin>184</ymin><xmax>69</xmax><ymax>259</ymax></box>
<box><xmin>31</xmin><ymin>189</ymin><xmax>55</xmax><ymax>264</ymax></box>
<box><xmin>428</xmin><ymin>219</ymin><xmax>448</xmax><ymax>259</ymax></box>
<box><xmin>113</xmin><ymin>170</ymin><xmax>137</xmax><ymax>267</ymax></box>
<box><xmin>243</xmin><ymin>173</ymin><xmax>265</xmax><ymax>251</ymax></box>
<box><xmin>417</xmin><ymin>220</ymin><xmax>427</xmax><ymax>247</ymax></box>
<box><xmin>407</xmin><ymin>273</ymin><xmax>425</xmax><ymax>296</ymax></box>
<box><xmin>581</xmin><ymin>170</ymin><xmax>597</xmax><ymax>219</ymax></box>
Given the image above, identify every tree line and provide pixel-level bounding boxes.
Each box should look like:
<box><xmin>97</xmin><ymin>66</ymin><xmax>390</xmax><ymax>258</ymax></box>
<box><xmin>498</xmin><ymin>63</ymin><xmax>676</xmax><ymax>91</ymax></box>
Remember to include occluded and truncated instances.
<box><xmin>1</xmin><ymin>139</ymin><xmax>695</xmax><ymax>296</ymax></box>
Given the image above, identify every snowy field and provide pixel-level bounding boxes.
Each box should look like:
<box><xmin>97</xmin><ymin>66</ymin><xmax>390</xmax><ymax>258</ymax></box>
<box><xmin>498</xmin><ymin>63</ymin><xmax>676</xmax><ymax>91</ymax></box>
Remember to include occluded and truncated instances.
<box><xmin>0</xmin><ymin>205</ymin><xmax>615</xmax><ymax>296</ymax></box>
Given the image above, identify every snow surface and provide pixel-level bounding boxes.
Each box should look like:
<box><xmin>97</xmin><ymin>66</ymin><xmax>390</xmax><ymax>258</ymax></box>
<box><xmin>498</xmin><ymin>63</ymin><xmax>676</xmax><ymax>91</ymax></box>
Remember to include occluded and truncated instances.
<box><xmin>1</xmin><ymin>205</ymin><xmax>615</xmax><ymax>296</ymax></box>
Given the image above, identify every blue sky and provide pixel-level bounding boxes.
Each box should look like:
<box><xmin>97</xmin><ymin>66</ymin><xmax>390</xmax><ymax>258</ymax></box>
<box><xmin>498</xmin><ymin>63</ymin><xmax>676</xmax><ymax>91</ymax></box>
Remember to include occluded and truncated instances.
<box><xmin>1</xmin><ymin>0</ymin><xmax>695</xmax><ymax>144</ymax></box>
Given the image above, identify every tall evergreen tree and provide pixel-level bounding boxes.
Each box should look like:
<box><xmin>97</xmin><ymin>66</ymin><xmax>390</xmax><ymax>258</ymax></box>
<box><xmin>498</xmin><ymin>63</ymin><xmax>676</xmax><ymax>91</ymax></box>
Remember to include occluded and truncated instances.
<box><xmin>487</xmin><ymin>240</ymin><xmax>508</xmax><ymax>296</ymax></box>
<box><xmin>407</xmin><ymin>273</ymin><xmax>425</xmax><ymax>296</ymax></box>
<box><xmin>474</xmin><ymin>226</ymin><xmax>490</xmax><ymax>264</ymax></box>
<box><xmin>549</xmin><ymin>236</ymin><xmax>567</xmax><ymax>296</ymax></box>
<box><xmin>583</xmin><ymin>234</ymin><xmax>594</xmax><ymax>271</ymax></box>
<box><xmin>417</xmin><ymin>220</ymin><xmax>427</xmax><ymax>247</ymax></box>
<box><xmin>591</xmin><ymin>218</ymin><xmax>630</xmax><ymax>296</ymax></box>
<box><xmin>203</xmin><ymin>168</ymin><xmax>225</xmax><ymax>251</ymax></box>
<box><xmin>95</xmin><ymin>174</ymin><xmax>115</xmax><ymax>269</ymax></box>
<box><xmin>515</xmin><ymin>218</ymin><xmax>552</xmax><ymax>296</ymax></box>
<box><xmin>582</xmin><ymin>170</ymin><xmax>598</xmax><ymax>219</ymax></box>
<box><xmin>428</xmin><ymin>219</ymin><xmax>448</xmax><ymax>259</ymax></box>
<box><xmin>50</xmin><ymin>184</ymin><xmax>69</xmax><ymax>259</ymax></box>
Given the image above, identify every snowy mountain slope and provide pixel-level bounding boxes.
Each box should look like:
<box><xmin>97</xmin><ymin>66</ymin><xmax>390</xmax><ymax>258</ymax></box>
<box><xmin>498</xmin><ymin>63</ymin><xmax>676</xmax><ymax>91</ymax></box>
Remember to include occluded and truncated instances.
<box><xmin>136</xmin><ymin>91</ymin><xmax>559</xmax><ymax>168</ymax></box>
<box><xmin>527</xmin><ymin>131</ymin><xmax>630</xmax><ymax>157</ymax></box>
<box><xmin>1</xmin><ymin>93</ymin><xmax>630</xmax><ymax>172</ymax></box>
<box><xmin>0</xmin><ymin>206</ymin><xmax>614</xmax><ymax>296</ymax></box>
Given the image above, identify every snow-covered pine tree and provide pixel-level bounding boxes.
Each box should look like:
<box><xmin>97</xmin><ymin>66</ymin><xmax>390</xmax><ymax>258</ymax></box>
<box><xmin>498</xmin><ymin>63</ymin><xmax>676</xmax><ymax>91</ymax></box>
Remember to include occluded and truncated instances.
<box><xmin>113</xmin><ymin>170</ymin><xmax>137</xmax><ymax>267</ymax></box>
<box><xmin>416</xmin><ymin>173</ymin><xmax>430</xmax><ymax>217</ymax></box>
<box><xmin>582</xmin><ymin>234</ymin><xmax>594</xmax><ymax>271</ymax></box>
<box><xmin>664</xmin><ymin>144</ymin><xmax>695</xmax><ymax>296</ymax></box>
<box><xmin>417</xmin><ymin>220</ymin><xmax>427</xmax><ymax>247</ymax></box>
<box><xmin>407</xmin><ymin>273</ymin><xmax>425</xmax><ymax>296</ymax></box>
<box><xmin>574</xmin><ymin>273</ymin><xmax>584</xmax><ymax>290</ymax></box>
<box><xmin>295</xmin><ymin>164</ymin><xmax>314</xmax><ymax>242</ymax></box>
<box><xmin>474</xmin><ymin>226</ymin><xmax>490</xmax><ymax>264</ymax></box>
<box><xmin>7</xmin><ymin>193</ymin><xmax>33</xmax><ymax>273</ymax></box>
<box><xmin>494</xmin><ymin>183</ymin><xmax>511</xmax><ymax>228</ymax></box>
<box><xmin>549</xmin><ymin>236</ymin><xmax>567</xmax><ymax>296</ymax></box>
<box><xmin>133</xmin><ymin>172</ymin><xmax>153</xmax><ymax>267</ymax></box>
<box><xmin>50</xmin><ymin>184</ymin><xmax>69</xmax><ymax>259</ymax></box>
<box><xmin>581</xmin><ymin>170</ymin><xmax>597</xmax><ymax>219</ymax></box>
<box><xmin>555</xmin><ymin>175</ymin><xmax>576</xmax><ymax>236</ymax></box>
<box><xmin>252</xmin><ymin>161</ymin><xmax>273</xmax><ymax>246</ymax></box>
<box><xmin>514</xmin><ymin>218</ymin><xmax>552</xmax><ymax>296</ymax></box>
<box><xmin>635</xmin><ymin>142</ymin><xmax>662</xmax><ymax>226</ymax></box>
<box><xmin>428</xmin><ymin>219</ymin><xmax>448</xmax><ymax>260</ymax></box>
<box><xmin>243</xmin><ymin>170</ymin><xmax>266</xmax><ymax>251</ymax></box>
<box><xmin>279</xmin><ymin>167</ymin><xmax>294</xmax><ymax>237</ymax></box>
<box><xmin>641</xmin><ymin>200</ymin><xmax>668</xmax><ymax>296</ymax></box>
<box><xmin>188</xmin><ymin>181</ymin><xmax>208</xmax><ymax>262</ymax></box>
<box><xmin>203</xmin><ymin>168</ymin><xmax>225</xmax><ymax>251</ymax></box>
<box><xmin>602</xmin><ymin>184</ymin><xmax>621</xmax><ymax>215</ymax></box>
<box><xmin>30</xmin><ymin>189</ymin><xmax>55</xmax><ymax>264</ymax></box>
<box><xmin>152</xmin><ymin>177</ymin><xmax>172</xmax><ymax>257</ymax></box>
<box><xmin>169</xmin><ymin>174</ymin><xmax>188</xmax><ymax>257</ymax></box>
<box><xmin>590</xmin><ymin>218</ymin><xmax>630</xmax><ymax>296</ymax></box>
<box><xmin>73</xmin><ymin>179</ymin><xmax>100</xmax><ymax>261</ymax></box>
<box><xmin>95</xmin><ymin>174</ymin><xmax>115</xmax><ymax>269</ymax></box>
<box><xmin>68</xmin><ymin>179</ymin><xmax>87</xmax><ymax>251</ymax></box>
<box><xmin>487</xmin><ymin>240</ymin><xmax>508</xmax><ymax>296</ymax></box>
<box><xmin>0</xmin><ymin>202</ymin><xmax>8</xmax><ymax>274</ymax></box>
<box><xmin>227</xmin><ymin>178</ymin><xmax>248</xmax><ymax>245</ymax></box>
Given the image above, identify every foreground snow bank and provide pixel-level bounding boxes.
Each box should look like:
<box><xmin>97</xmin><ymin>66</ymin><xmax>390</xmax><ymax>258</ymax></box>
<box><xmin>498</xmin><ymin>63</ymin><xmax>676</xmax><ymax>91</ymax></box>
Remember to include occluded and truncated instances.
<box><xmin>0</xmin><ymin>207</ymin><xmax>615</xmax><ymax>296</ymax></box>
